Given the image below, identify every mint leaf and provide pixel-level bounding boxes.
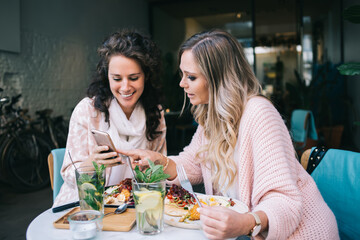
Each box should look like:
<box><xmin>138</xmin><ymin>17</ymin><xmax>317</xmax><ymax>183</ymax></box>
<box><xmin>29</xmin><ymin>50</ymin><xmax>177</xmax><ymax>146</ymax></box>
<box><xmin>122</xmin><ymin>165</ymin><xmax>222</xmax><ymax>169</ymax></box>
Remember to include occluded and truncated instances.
<box><xmin>151</xmin><ymin>165</ymin><xmax>162</xmax><ymax>174</ymax></box>
<box><xmin>150</xmin><ymin>173</ymin><xmax>170</xmax><ymax>183</ymax></box>
<box><xmin>93</xmin><ymin>161</ymin><xmax>99</xmax><ymax>172</ymax></box>
<box><xmin>92</xmin><ymin>161</ymin><xmax>105</xmax><ymax>175</ymax></box>
<box><xmin>134</xmin><ymin>165</ymin><xmax>146</xmax><ymax>182</ymax></box>
<box><xmin>100</xmin><ymin>164</ymin><xmax>106</xmax><ymax>172</ymax></box>
<box><xmin>148</xmin><ymin>158</ymin><xmax>155</xmax><ymax>169</ymax></box>
<box><xmin>134</xmin><ymin>158</ymin><xmax>170</xmax><ymax>183</ymax></box>
<box><xmin>145</xmin><ymin>168</ymin><xmax>152</xmax><ymax>175</ymax></box>
<box><xmin>92</xmin><ymin>161</ymin><xmax>106</xmax><ymax>182</ymax></box>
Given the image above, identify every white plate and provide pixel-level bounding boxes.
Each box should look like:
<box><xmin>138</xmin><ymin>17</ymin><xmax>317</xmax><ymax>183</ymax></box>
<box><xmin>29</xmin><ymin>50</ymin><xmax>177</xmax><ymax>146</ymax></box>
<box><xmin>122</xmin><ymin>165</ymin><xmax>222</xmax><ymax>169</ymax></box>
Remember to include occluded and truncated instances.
<box><xmin>164</xmin><ymin>195</ymin><xmax>248</xmax><ymax>229</ymax></box>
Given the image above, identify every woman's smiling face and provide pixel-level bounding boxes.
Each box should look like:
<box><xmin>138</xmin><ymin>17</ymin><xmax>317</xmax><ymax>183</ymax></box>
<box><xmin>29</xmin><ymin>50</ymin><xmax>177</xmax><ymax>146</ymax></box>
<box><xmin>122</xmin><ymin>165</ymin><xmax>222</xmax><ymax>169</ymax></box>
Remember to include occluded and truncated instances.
<box><xmin>179</xmin><ymin>50</ymin><xmax>209</xmax><ymax>105</ymax></box>
<box><xmin>108</xmin><ymin>55</ymin><xmax>145</xmax><ymax>118</ymax></box>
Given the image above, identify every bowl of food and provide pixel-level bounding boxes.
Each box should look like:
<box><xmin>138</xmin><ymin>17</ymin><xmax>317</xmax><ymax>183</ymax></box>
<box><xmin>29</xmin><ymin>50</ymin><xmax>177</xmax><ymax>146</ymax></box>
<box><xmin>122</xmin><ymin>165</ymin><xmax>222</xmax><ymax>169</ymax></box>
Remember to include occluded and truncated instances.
<box><xmin>67</xmin><ymin>210</ymin><xmax>103</xmax><ymax>240</ymax></box>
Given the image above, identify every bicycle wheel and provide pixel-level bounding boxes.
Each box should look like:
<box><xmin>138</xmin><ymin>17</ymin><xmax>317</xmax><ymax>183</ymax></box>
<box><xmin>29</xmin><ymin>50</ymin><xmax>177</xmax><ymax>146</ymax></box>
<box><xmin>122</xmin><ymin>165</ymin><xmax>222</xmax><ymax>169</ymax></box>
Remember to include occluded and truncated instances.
<box><xmin>0</xmin><ymin>134</ymin><xmax>11</xmax><ymax>183</ymax></box>
<box><xmin>1</xmin><ymin>130</ymin><xmax>54</xmax><ymax>192</ymax></box>
<box><xmin>52</xmin><ymin>116</ymin><xmax>68</xmax><ymax>148</ymax></box>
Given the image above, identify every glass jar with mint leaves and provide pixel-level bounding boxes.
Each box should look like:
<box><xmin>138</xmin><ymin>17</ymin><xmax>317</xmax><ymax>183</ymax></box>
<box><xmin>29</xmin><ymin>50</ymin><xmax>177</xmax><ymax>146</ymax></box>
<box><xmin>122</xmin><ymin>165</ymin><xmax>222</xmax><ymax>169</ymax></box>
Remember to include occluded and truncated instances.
<box><xmin>132</xmin><ymin>159</ymin><xmax>169</xmax><ymax>235</ymax></box>
<box><xmin>75</xmin><ymin>162</ymin><xmax>106</xmax><ymax>215</ymax></box>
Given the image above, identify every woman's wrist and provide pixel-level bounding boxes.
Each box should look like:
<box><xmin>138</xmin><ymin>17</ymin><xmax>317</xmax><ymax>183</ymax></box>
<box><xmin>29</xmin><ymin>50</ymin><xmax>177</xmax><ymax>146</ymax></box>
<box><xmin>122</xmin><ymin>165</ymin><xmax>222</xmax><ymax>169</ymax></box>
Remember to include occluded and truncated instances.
<box><xmin>155</xmin><ymin>152</ymin><xmax>176</xmax><ymax>180</ymax></box>
<box><xmin>154</xmin><ymin>153</ymin><xmax>166</xmax><ymax>167</ymax></box>
<box><xmin>246</xmin><ymin>211</ymin><xmax>268</xmax><ymax>237</ymax></box>
<box><xmin>156</xmin><ymin>153</ymin><xmax>169</xmax><ymax>170</ymax></box>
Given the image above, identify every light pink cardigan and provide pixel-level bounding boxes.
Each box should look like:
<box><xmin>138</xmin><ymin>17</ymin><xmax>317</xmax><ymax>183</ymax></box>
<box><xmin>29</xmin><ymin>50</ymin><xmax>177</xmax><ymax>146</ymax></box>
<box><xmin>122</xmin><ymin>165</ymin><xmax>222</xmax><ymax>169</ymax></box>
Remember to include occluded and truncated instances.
<box><xmin>53</xmin><ymin>98</ymin><xmax>167</xmax><ymax>207</ymax></box>
<box><xmin>168</xmin><ymin>96</ymin><xmax>339</xmax><ymax>239</ymax></box>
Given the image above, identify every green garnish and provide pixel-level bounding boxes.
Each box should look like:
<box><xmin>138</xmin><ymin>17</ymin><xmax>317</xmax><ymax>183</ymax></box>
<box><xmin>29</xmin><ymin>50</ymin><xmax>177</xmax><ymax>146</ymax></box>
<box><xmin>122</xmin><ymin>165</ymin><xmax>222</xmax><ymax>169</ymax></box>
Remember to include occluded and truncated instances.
<box><xmin>134</xmin><ymin>159</ymin><xmax>170</xmax><ymax>183</ymax></box>
<box><xmin>92</xmin><ymin>161</ymin><xmax>106</xmax><ymax>177</ymax></box>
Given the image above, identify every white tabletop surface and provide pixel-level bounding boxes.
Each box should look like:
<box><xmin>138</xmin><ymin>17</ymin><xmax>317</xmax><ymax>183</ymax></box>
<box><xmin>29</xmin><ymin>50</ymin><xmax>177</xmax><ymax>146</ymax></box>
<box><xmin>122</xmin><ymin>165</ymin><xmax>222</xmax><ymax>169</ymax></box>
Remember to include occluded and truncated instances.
<box><xmin>26</xmin><ymin>208</ymin><xmax>208</xmax><ymax>240</ymax></box>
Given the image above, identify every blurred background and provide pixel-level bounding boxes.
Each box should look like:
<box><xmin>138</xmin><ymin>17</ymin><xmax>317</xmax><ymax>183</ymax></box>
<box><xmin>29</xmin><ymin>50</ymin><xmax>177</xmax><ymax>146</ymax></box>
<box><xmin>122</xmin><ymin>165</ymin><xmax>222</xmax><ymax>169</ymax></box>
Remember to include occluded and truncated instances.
<box><xmin>0</xmin><ymin>0</ymin><xmax>359</xmax><ymax>239</ymax></box>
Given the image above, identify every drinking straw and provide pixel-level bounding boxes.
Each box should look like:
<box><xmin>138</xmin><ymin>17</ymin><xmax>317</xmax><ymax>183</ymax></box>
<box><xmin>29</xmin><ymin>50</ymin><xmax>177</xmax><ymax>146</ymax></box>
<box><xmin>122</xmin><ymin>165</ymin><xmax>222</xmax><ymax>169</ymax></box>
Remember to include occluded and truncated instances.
<box><xmin>123</xmin><ymin>155</ymin><xmax>140</xmax><ymax>187</ymax></box>
<box><xmin>68</xmin><ymin>150</ymin><xmax>79</xmax><ymax>172</ymax></box>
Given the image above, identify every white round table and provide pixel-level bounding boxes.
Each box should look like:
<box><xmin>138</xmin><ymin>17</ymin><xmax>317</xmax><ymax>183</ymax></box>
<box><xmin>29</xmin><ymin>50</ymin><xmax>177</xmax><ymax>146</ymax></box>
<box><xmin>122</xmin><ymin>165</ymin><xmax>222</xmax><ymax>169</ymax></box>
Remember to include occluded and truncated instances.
<box><xmin>26</xmin><ymin>208</ymin><xmax>208</xmax><ymax>240</ymax></box>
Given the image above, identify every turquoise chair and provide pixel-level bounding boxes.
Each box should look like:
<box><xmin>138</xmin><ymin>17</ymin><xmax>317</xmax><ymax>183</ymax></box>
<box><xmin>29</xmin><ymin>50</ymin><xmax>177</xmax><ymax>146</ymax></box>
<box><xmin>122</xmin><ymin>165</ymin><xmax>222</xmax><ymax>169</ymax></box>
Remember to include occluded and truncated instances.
<box><xmin>290</xmin><ymin>109</ymin><xmax>318</xmax><ymax>154</ymax></box>
<box><xmin>47</xmin><ymin>148</ymin><xmax>65</xmax><ymax>201</ymax></box>
<box><xmin>301</xmin><ymin>147</ymin><xmax>360</xmax><ymax>239</ymax></box>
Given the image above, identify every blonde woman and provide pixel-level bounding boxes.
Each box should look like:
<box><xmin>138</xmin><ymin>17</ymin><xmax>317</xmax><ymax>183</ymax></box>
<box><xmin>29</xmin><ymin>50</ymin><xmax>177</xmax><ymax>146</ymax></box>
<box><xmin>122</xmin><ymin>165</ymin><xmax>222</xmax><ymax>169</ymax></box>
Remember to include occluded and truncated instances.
<box><xmin>120</xmin><ymin>29</ymin><xmax>338</xmax><ymax>239</ymax></box>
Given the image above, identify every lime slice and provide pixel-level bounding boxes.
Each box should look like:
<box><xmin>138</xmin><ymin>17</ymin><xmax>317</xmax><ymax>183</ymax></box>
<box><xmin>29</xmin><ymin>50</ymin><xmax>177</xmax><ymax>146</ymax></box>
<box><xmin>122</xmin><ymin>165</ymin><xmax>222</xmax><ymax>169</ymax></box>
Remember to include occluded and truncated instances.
<box><xmin>81</xmin><ymin>183</ymin><xmax>97</xmax><ymax>191</ymax></box>
<box><xmin>147</xmin><ymin>204</ymin><xmax>162</xmax><ymax>220</ymax></box>
<box><xmin>135</xmin><ymin>191</ymin><xmax>162</xmax><ymax>213</ymax></box>
<box><xmin>133</xmin><ymin>189</ymin><xmax>150</xmax><ymax>198</ymax></box>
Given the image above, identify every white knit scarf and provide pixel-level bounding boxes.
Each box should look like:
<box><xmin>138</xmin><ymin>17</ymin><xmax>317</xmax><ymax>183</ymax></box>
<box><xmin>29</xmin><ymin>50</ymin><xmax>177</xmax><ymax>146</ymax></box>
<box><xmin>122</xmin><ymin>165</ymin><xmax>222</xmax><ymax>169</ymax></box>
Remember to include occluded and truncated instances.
<box><xmin>99</xmin><ymin>98</ymin><xmax>147</xmax><ymax>185</ymax></box>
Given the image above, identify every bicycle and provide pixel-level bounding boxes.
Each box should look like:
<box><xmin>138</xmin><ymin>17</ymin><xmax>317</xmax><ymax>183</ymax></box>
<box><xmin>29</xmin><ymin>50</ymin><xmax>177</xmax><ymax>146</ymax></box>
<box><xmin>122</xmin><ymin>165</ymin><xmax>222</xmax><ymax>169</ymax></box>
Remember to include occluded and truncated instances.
<box><xmin>32</xmin><ymin>109</ymin><xmax>68</xmax><ymax>149</ymax></box>
<box><xmin>0</xmin><ymin>91</ymin><xmax>53</xmax><ymax>192</ymax></box>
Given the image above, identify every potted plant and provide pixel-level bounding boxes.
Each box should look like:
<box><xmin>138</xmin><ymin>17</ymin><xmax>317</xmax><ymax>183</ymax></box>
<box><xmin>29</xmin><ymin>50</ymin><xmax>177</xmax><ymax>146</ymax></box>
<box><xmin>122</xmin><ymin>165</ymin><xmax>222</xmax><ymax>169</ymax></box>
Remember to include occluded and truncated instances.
<box><xmin>337</xmin><ymin>5</ymin><xmax>360</xmax><ymax>77</ymax></box>
<box><xmin>335</xmin><ymin>5</ymin><xmax>360</xmax><ymax>150</ymax></box>
<box><xmin>285</xmin><ymin>62</ymin><xmax>346</xmax><ymax>149</ymax></box>
<box><xmin>337</xmin><ymin>4</ymin><xmax>360</xmax><ymax>130</ymax></box>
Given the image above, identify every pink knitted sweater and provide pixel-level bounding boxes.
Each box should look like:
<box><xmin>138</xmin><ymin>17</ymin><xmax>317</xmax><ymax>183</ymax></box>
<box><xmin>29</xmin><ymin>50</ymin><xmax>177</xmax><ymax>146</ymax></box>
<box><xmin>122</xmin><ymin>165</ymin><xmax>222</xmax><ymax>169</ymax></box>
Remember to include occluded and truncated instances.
<box><xmin>168</xmin><ymin>96</ymin><xmax>339</xmax><ymax>239</ymax></box>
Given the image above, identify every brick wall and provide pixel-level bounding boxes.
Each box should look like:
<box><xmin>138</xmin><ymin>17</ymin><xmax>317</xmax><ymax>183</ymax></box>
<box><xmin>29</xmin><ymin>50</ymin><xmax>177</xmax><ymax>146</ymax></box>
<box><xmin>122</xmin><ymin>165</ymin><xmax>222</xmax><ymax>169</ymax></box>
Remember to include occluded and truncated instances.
<box><xmin>0</xmin><ymin>0</ymin><xmax>149</xmax><ymax>120</ymax></box>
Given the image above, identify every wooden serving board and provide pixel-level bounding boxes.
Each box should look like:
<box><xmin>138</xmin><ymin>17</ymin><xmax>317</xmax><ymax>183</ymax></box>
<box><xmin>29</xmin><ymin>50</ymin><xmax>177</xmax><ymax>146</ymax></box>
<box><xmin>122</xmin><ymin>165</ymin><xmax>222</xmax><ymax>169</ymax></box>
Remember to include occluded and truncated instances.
<box><xmin>53</xmin><ymin>207</ymin><xmax>136</xmax><ymax>232</ymax></box>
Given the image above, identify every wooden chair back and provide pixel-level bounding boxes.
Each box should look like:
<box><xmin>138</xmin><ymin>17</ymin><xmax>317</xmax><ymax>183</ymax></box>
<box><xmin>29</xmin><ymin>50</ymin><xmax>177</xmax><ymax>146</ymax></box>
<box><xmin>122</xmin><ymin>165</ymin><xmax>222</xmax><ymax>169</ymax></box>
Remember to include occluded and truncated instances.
<box><xmin>300</xmin><ymin>148</ymin><xmax>311</xmax><ymax>170</ymax></box>
<box><xmin>47</xmin><ymin>148</ymin><xmax>65</xmax><ymax>201</ymax></box>
<box><xmin>47</xmin><ymin>153</ymin><xmax>54</xmax><ymax>190</ymax></box>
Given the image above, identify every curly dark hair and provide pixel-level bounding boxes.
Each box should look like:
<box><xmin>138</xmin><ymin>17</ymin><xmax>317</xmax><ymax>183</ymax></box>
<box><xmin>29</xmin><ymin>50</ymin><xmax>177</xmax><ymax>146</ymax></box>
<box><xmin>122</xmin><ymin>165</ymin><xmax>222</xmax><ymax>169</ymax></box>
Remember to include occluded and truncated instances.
<box><xmin>87</xmin><ymin>29</ymin><xmax>164</xmax><ymax>141</ymax></box>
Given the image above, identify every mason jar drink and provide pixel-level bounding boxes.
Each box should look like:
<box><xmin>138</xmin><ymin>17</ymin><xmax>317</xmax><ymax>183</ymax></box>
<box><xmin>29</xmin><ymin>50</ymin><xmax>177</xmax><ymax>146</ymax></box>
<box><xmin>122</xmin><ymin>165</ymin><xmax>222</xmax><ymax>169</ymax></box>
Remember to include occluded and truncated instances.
<box><xmin>132</xmin><ymin>180</ymin><xmax>166</xmax><ymax>235</ymax></box>
<box><xmin>76</xmin><ymin>166</ymin><xmax>105</xmax><ymax>214</ymax></box>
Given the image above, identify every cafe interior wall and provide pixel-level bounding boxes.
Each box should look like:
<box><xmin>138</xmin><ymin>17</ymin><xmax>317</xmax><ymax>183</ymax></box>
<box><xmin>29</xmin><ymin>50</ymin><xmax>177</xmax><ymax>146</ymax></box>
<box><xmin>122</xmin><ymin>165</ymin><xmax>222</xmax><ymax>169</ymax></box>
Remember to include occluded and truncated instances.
<box><xmin>255</xmin><ymin>49</ymin><xmax>298</xmax><ymax>89</ymax></box>
<box><xmin>0</xmin><ymin>0</ymin><xmax>150</xmax><ymax>121</ymax></box>
<box><xmin>150</xmin><ymin>0</ymin><xmax>360</xmax><ymax>151</ymax></box>
<box><xmin>151</xmin><ymin>4</ymin><xmax>299</xmax><ymax>112</ymax></box>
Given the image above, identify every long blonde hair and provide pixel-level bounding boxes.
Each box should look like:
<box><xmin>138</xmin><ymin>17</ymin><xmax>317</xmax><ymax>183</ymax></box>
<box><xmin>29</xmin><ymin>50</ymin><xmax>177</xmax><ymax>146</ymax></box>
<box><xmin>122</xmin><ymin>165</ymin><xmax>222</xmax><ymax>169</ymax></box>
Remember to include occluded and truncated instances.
<box><xmin>178</xmin><ymin>29</ymin><xmax>261</xmax><ymax>192</ymax></box>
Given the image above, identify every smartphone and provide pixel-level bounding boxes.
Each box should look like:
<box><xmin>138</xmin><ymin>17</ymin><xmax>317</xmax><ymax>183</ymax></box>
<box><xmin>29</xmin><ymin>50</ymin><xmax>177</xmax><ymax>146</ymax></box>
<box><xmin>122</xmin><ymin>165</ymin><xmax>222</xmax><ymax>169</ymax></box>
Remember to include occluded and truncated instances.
<box><xmin>91</xmin><ymin>129</ymin><xmax>117</xmax><ymax>156</ymax></box>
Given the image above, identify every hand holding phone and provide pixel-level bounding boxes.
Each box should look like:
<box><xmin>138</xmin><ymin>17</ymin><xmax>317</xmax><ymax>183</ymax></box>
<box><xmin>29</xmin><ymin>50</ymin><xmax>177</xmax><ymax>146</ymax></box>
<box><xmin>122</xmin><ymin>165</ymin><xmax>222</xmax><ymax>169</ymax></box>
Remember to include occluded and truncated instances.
<box><xmin>91</xmin><ymin>129</ymin><xmax>116</xmax><ymax>152</ymax></box>
<box><xmin>91</xmin><ymin>129</ymin><xmax>122</xmax><ymax>163</ymax></box>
